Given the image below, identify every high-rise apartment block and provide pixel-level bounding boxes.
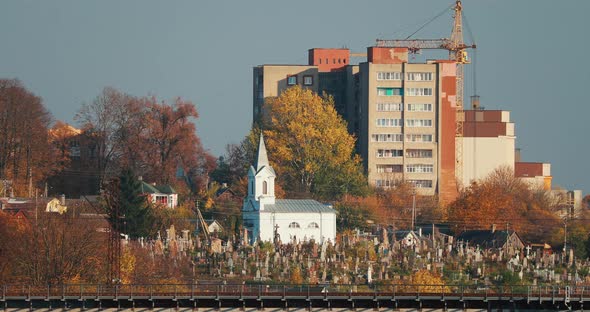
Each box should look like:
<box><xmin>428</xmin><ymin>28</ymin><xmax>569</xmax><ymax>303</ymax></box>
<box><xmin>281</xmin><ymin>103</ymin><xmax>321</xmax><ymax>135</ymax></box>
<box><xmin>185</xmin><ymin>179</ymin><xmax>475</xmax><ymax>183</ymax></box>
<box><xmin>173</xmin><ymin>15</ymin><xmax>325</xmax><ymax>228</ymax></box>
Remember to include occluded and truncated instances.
<box><xmin>253</xmin><ymin>47</ymin><xmax>459</xmax><ymax>201</ymax></box>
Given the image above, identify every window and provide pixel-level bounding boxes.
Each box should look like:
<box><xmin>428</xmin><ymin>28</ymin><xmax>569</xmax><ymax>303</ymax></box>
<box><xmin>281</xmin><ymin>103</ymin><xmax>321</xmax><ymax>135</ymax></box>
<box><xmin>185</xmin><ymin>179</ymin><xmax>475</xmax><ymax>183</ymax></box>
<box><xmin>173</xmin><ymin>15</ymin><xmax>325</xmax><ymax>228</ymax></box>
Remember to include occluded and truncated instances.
<box><xmin>406</xmin><ymin>134</ymin><xmax>433</xmax><ymax>143</ymax></box>
<box><xmin>289</xmin><ymin>222</ymin><xmax>300</xmax><ymax>228</ymax></box>
<box><xmin>407</xmin><ymin>103</ymin><xmax>433</xmax><ymax>112</ymax></box>
<box><xmin>376</xmin><ymin>164</ymin><xmax>403</xmax><ymax>173</ymax></box>
<box><xmin>308</xmin><ymin>222</ymin><xmax>319</xmax><ymax>229</ymax></box>
<box><xmin>371</xmin><ymin>134</ymin><xmax>404</xmax><ymax>142</ymax></box>
<box><xmin>405</xmin><ymin>119</ymin><xmax>432</xmax><ymax>127</ymax></box>
<box><xmin>376</xmin><ymin>149</ymin><xmax>403</xmax><ymax>158</ymax></box>
<box><xmin>408</xmin><ymin>179</ymin><xmax>433</xmax><ymax>188</ymax></box>
<box><xmin>250</xmin><ymin>181</ymin><xmax>254</xmax><ymax>194</ymax></box>
<box><xmin>376</xmin><ymin>179</ymin><xmax>396</xmax><ymax>188</ymax></box>
<box><xmin>303</xmin><ymin>75</ymin><xmax>313</xmax><ymax>86</ymax></box>
<box><xmin>156</xmin><ymin>196</ymin><xmax>168</xmax><ymax>205</ymax></box>
<box><xmin>407</xmin><ymin>72</ymin><xmax>433</xmax><ymax>81</ymax></box>
<box><xmin>263</xmin><ymin>181</ymin><xmax>268</xmax><ymax>195</ymax></box>
<box><xmin>287</xmin><ymin>75</ymin><xmax>297</xmax><ymax>85</ymax></box>
<box><xmin>377</xmin><ymin>72</ymin><xmax>402</xmax><ymax>80</ymax></box>
<box><xmin>377</xmin><ymin>103</ymin><xmax>403</xmax><ymax>112</ymax></box>
<box><xmin>406</xmin><ymin>164</ymin><xmax>434</xmax><ymax>173</ymax></box>
<box><xmin>377</xmin><ymin>87</ymin><xmax>403</xmax><ymax>96</ymax></box>
<box><xmin>406</xmin><ymin>149</ymin><xmax>433</xmax><ymax>158</ymax></box>
<box><xmin>376</xmin><ymin>118</ymin><xmax>403</xmax><ymax>127</ymax></box>
<box><xmin>406</xmin><ymin>88</ymin><xmax>433</xmax><ymax>96</ymax></box>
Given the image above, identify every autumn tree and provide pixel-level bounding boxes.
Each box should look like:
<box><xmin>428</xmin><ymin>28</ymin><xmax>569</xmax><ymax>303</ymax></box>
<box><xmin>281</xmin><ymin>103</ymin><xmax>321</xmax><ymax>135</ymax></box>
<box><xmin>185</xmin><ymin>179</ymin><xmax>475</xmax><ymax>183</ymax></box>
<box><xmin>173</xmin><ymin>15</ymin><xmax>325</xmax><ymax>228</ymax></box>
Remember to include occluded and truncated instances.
<box><xmin>0</xmin><ymin>79</ymin><xmax>54</xmax><ymax>196</ymax></box>
<box><xmin>258</xmin><ymin>86</ymin><xmax>367</xmax><ymax>199</ymax></box>
<box><xmin>448</xmin><ymin>166</ymin><xmax>562</xmax><ymax>243</ymax></box>
<box><xmin>0</xmin><ymin>210</ymin><xmax>106</xmax><ymax>284</ymax></box>
<box><xmin>75</xmin><ymin>87</ymin><xmax>137</xmax><ymax>184</ymax></box>
<box><xmin>76</xmin><ymin>88</ymin><xmax>213</xmax><ymax>194</ymax></box>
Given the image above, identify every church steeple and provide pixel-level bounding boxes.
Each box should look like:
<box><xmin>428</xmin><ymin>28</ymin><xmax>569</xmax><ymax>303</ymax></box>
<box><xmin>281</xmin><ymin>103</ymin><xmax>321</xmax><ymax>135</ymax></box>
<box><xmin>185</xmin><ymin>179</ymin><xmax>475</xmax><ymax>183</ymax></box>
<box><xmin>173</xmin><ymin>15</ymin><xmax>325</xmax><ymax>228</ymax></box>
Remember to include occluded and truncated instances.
<box><xmin>255</xmin><ymin>133</ymin><xmax>269</xmax><ymax>171</ymax></box>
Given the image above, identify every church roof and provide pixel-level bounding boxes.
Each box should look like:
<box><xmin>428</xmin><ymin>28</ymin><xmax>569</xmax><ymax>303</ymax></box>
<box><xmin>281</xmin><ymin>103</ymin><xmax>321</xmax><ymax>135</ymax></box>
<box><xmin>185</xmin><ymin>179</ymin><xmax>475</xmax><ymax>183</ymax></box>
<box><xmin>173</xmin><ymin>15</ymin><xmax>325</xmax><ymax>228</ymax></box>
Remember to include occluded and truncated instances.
<box><xmin>255</xmin><ymin>133</ymin><xmax>269</xmax><ymax>172</ymax></box>
<box><xmin>263</xmin><ymin>199</ymin><xmax>335</xmax><ymax>214</ymax></box>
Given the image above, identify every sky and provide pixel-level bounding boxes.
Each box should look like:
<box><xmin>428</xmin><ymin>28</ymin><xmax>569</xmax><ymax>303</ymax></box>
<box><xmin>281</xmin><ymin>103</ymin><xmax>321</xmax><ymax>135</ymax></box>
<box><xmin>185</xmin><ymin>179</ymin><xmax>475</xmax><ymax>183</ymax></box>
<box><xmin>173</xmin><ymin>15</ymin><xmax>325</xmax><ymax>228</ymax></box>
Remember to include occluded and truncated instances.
<box><xmin>1</xmin><ymin>0</ymin><xmax>589</xmax><ymax>193</ymax></box>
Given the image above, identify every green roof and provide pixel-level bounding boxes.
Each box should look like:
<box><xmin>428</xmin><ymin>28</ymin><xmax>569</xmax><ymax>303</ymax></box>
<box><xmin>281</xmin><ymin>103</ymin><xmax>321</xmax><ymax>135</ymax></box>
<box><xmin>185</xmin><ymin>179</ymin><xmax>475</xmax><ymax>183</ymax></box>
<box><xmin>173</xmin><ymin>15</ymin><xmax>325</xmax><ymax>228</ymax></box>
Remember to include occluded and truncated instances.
<box><xmin>140</xmin><ymin>181</ymin><xmax>176</xmax><ymax>194</ymax></box>
<box><xmin>263</xmin><ymin>199</ymin><xmax>335</xmax><ymax>214</ymax></box>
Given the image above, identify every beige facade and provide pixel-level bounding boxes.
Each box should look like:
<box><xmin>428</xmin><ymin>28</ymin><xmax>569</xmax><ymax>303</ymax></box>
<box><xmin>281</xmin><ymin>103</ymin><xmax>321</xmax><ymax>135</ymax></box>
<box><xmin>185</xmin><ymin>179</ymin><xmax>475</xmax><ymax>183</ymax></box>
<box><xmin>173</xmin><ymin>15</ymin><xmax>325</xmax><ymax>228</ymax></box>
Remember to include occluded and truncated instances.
<box><xmin>462</xmin><ymin>111</ymin><xmax>516</xmax><ymax>184</ymax></box>
<box><xmin>359</xmin><ymin>62</ymin><xmax>440</xmax><ymax>195</ymax></box>
<box><xmin>253</xmin><ymin>65</ymin><xmax>319</xmax><ymax>121</ymax></box>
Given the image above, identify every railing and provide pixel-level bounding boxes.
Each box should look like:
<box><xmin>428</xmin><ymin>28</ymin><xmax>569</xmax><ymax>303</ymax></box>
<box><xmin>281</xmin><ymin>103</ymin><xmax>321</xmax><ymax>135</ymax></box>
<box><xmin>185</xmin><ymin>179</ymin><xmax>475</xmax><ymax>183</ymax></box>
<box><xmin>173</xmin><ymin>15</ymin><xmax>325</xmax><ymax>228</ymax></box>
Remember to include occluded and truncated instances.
<box><xmin>1</xmin><ymin>283</ymin><xmax>589</xmax><ymax>300</ymax></box>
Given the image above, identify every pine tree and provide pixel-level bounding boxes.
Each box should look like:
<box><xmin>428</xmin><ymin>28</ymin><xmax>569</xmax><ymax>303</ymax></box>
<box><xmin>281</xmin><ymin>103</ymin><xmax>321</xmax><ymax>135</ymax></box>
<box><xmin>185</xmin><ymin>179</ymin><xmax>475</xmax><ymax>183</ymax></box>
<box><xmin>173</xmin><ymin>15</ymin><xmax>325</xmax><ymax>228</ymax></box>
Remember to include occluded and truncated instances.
<box><xmin>104</xmin><ymin>169</ymin><xmax>155</xmax><ymax>238</ymax></box>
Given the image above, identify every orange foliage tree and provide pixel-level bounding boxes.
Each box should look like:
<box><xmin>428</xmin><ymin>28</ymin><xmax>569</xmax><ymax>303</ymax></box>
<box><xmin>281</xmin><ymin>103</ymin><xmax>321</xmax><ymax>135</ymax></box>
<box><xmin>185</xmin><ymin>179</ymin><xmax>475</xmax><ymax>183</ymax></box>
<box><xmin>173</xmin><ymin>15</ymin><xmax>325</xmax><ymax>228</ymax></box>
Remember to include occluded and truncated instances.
<box><xmin>0</xmin><ymin>79</ymin><xmax>55</xmax><ymax>196</ymax></box>
<box><xmin>448</xmin><ymin>166</ymin><xmax>561</xmax><ymax>243</ymax></box>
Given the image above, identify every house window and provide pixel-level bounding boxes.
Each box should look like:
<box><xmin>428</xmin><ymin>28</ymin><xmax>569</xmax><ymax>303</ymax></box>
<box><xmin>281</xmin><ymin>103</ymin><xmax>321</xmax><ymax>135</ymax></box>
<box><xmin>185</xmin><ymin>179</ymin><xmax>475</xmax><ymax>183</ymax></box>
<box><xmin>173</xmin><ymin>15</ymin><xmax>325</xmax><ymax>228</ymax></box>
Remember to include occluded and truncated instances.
<box><xmin>376</xmin><ymin>118</ymin><xmax>403</xmax><ymax>127</ymax></box>
<box><xmin>377</xmin><ymin>103</ymin><xmax>403</xmax><ymax>112</ymax></box>
<box><xmin>407</xmin><ymin>72</ymin><xmax>433</xmax><ymax>81</ymax></box>
<box><xmin>376</xmin><ymin>164</ymin><xmax>403</xmax><ymax>173</ymax></box>
<box><xmin>263</xmin><ymin>181</ymin><xmax>268</xmax><ymax>195</ymax></box>
<box><xmin>405</xmin><ymin>119</ymin><xmax>433</xmax><ymax>127</ymax></box>
<box><xmin>406</xmin><ymin>88</ymin><xmax>433</xmax><ymax>96</ymax></box>
<box><xmin>308</xmin><ymin>222</ymin><xmax>319</xmax><ymax>229</ymax></box>
<box><xmin>287</xmin><ymin>75</ymin><xmax>297</xmax><ymax>85</ymax></box>
<box><xmin>407</xmin><ymin>179</ymin><xmax>433</xmax><ymax>188</ymax></box>
<box><xmin>406</xmin><ymin>149</ymin><xmax>433</xmax><ymax>158</ymax></box>
<box><xmin>375</xmin><ymin>179</ymin><xmax>395</xmax><ymax>188</ymax></box>
<box><xmin>156</xmin><ymin>195</ymin><xmax>168</xmax><ymax>205</ymax></box>
<box><xmin>406</xmin><ymin>164</ymin><xmax>434</xmax><ymax>173</ymax></box>
<box><xmin>407</xmin><ymin>103</ymin><xmax>433</xmax><ymax>112</ymax></box>
<box><xmin>377</xmin><ymin>72</ymin><xmax>402</xmax><ymax>80</ymax></box>
<box><xmin>289</xmin><ymin>222</ymin><xmax>300</xmax><ymax>228</ymax></box>
<box><xmin>376</xmin><ymin>149</ymin><xmax>403</xmax><ymax>158</ymax></box>
<box><xmin>377</xmin><ymin>87</ymin><xmax>403</xmax><ymax>96</ymax></box>
<box><xmin>371</xmin><ymin>133</ymin><xmax>404</xmax><ymax>142</ymax></box>
<box><xmin>406</xmin><ymin>134</ymin><xmax>433</xmax><ymax>143</ymax></box>
<box><xmin>303</xmin><ymin>75</ymin><xmax>313</xmax><ymax>86</ymax></box>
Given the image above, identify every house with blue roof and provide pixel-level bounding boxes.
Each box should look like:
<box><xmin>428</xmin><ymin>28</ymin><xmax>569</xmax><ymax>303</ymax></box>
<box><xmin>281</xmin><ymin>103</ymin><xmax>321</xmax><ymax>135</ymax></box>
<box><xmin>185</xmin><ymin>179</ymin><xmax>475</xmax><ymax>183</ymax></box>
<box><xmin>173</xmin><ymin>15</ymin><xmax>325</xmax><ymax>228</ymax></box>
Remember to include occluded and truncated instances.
<box><xmin>242</xmin><ymin>134</ymin><xmax>337</xmax><ymax>244</ymax></box>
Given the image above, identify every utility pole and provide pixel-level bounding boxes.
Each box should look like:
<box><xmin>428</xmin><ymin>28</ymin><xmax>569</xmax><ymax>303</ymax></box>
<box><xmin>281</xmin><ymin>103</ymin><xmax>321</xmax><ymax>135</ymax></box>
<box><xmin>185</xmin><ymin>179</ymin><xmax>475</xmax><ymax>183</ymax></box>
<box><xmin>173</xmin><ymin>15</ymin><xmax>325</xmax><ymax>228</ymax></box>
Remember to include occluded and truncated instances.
<box><xmin>411</xmin><ymin>189</ymin><xmax>416</xmax><ymax>231</ymax></box>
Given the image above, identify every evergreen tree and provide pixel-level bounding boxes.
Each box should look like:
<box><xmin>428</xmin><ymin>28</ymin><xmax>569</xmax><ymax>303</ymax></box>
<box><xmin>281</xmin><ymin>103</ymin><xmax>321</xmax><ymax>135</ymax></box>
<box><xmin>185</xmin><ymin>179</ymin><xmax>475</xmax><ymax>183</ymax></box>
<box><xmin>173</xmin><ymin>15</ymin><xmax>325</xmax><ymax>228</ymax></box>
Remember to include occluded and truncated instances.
<box><xmin>104</xmin><ymin>169</ymin><xmax>155</xmax><ymax>238</ymax></box>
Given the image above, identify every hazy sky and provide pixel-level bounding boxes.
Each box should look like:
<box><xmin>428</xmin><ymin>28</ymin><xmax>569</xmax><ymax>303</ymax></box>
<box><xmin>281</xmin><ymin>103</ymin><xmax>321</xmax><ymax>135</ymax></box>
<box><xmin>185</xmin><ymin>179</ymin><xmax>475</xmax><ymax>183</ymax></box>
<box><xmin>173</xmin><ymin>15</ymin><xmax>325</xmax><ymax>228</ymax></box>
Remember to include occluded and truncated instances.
<box><xmin>1</xmin><ymin>1</ymin><xmax>588</xmax><ymax>193</ymax></box>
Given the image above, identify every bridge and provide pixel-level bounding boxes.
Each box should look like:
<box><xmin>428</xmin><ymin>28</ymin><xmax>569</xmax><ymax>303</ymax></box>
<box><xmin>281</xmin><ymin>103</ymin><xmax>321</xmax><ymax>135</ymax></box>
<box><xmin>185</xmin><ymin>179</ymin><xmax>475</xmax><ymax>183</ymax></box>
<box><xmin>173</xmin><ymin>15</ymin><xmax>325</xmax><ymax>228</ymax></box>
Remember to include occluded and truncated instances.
<box><xmin>1</xmin><ymin>283</ymin><xmax>588</xmax><ymax>311</ymax></box>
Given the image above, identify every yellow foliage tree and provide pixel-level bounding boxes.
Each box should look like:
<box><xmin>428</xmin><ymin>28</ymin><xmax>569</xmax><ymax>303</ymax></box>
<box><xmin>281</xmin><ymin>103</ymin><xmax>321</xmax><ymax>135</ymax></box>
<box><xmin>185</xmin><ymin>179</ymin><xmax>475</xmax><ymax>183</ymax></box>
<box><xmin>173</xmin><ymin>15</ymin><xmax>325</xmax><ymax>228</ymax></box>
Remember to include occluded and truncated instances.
<box><xmin>290</xmin><ymin>265</ymin><xmax>304</xmax><ymax>285</ymax></box>
<box><xmin>407</xmin><ymin>269</ymin><xmax>450</xmax><ymax>293</ymax></box>
<box><xmin>260</xmin><ymin>86</ymin><xmax>367</xmax><ymax>199</ymax></box>
<box><xmin>120</xmin><ymin>247</ymin><xmax>136</xmax><ymax>284</ymax></box>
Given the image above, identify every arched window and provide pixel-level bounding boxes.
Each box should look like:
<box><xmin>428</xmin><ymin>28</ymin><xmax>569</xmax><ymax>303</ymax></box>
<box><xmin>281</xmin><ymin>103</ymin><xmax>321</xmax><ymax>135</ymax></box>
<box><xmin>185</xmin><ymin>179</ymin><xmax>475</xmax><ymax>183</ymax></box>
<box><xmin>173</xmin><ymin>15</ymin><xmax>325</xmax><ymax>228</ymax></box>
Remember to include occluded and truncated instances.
<box><xmin>308</xmin><ymin>222</ymin><xmax>319</xmax><ymax>229</ymax></box>
<box><xmin>288</xmin><ymin>222</ymin><xmax>300</xmax><ymax>229</ymax></box>
<box><xmin>262</xmin><ymin>181</ymin><xmax>268</xmax><ymax>195</ymax></box>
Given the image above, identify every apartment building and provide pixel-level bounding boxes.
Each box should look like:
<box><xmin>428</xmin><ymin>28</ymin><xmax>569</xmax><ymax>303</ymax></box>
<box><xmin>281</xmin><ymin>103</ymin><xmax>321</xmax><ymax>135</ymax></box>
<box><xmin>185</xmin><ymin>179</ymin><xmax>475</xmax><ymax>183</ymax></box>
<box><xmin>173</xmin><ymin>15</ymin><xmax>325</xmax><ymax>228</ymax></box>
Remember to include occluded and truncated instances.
<box><xmin>358</xmin><ymin>47</ymin><xmax>458</xmax><ymax>199</ymax></box>
<box><xmin>253</xmin><ymin>47</ymin><xmax>459</xmax><ymax>200</ymax></box>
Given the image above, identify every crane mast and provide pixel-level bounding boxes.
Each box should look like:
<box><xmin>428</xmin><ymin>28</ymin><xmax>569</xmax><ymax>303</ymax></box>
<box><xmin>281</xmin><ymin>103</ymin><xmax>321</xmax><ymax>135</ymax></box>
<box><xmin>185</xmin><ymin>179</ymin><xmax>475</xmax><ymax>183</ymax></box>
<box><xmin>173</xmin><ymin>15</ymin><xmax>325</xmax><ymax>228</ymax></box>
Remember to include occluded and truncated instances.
<box><xmin>375</xmin><ymin>0</ymin><xmax>475</xmax><ymax>189</ymax></box>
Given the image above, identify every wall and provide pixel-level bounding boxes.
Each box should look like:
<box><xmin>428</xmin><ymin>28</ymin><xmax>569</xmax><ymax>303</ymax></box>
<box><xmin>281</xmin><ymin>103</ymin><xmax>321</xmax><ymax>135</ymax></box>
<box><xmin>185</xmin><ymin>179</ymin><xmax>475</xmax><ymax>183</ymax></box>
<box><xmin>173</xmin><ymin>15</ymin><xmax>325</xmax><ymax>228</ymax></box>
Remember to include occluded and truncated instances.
<box><xmin>308</xmin><ymin>48</ymin><xmax>350</xmax><ymax>72</ymax></box>
<box><xmin>259</xmin><ymin>211</ymin><xmax>337</xmax><ymax>244</ymax></box>
<box><xmin>462</xmin><ymin>136</ymin><xmax>516</xmax><ymax>183</ymax></box>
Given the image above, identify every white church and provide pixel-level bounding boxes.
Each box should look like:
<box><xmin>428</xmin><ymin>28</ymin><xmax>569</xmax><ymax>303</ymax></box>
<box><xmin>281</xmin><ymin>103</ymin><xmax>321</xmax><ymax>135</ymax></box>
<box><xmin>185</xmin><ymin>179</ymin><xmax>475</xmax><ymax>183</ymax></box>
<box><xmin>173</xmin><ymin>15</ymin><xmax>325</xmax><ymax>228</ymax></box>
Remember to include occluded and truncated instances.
<box><xmin>242</xmin><ymin>134</ymin><xmax>337</xmax><ymax>245</ymax></box>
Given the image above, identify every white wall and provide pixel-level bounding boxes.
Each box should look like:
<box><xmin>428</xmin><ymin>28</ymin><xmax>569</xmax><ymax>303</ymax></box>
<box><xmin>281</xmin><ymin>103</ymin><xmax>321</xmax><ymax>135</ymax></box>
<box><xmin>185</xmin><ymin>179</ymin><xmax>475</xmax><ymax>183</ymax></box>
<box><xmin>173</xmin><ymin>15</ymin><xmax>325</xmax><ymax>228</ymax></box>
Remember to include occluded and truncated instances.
<box><xmin>258</xmin><ymin>211</ymin><xmax>336</xmax><ymax>245</ymax></box>
<box><xmin>462</xmin><ymin>136</ymin><xmax>515</xmax><ymax>184</ymax></box>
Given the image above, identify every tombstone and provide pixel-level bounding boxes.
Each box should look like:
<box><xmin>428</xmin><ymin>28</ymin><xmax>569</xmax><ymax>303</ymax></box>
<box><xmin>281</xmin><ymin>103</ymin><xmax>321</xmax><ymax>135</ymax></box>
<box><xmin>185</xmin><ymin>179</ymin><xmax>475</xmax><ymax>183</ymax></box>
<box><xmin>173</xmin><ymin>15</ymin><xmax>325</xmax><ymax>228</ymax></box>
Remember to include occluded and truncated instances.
<box><xmin>255</xmin><ymin>268</ymin><xmax>261</xmax><ymax>280</ymax></box>
<box><xmin>367</xmin><ymin>263</ymin><xmax>373</xmax><ymax>284</ymax></box>
<box><xmin>154</xmin><ymin>237</ymin><xmax>165</xmax><ymax>256</ymax></box>
<box><xmin>568</xmin><ymin>249</ymin><xmax>574</xmax><ymax>267</ymax></box>
<box><xmin>312</xmin><ymin>242</ymin><xmax>319</xmax><ymax>258</ymax></box>
<box><xmin>211</xmin><ymin>238</ymin><xmax>223</xmax><ymax>254</ymax></box>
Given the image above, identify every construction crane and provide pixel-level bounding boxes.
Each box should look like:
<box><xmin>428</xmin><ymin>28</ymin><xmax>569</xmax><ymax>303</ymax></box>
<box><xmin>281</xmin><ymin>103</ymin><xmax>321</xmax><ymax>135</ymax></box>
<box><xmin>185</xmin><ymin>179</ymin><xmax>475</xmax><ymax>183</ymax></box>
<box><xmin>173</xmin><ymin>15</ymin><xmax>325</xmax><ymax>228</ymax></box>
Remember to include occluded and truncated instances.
<box><xmin>375</xmin><ymin>0</ymin><xmax>476</xmax><ymax>188</ymax></box>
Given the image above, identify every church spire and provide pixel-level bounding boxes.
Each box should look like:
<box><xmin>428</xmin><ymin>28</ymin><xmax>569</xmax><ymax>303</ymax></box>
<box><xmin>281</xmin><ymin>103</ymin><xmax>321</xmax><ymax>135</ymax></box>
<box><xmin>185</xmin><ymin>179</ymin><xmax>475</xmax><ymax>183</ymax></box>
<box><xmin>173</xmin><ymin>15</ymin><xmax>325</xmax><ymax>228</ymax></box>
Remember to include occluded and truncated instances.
<box><xmin>255</xmin><ymin>132</ymin><xmax>269</xmax><ymax>171</ymax></box>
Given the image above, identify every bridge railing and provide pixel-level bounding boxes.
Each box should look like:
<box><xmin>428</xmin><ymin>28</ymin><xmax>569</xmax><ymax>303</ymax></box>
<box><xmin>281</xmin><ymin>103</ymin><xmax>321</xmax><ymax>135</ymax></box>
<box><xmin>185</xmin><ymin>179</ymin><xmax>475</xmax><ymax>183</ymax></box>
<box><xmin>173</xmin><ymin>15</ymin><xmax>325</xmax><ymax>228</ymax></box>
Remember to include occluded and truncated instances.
<box><xmin>2</xmin><ymin>283</ymin><xmax>589</xmax><ymax>299</ymax></box>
